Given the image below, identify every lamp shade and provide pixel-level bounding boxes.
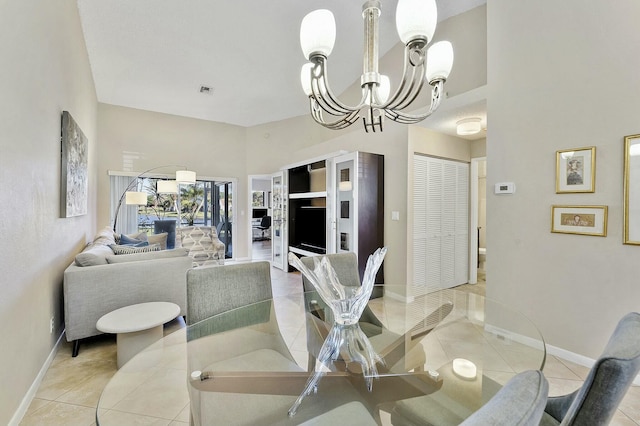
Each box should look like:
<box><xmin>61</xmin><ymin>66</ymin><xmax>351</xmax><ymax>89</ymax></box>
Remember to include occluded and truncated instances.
<box><xmin>176</xmin><ymin>170</ymin><xmax>196</xmax><ymax>184</ymax></box>
<box><xmin>300</xmin><ymin>9</ymin><xmax>336</xmax><ymax>59</ymax></box>
<box><xmin>157</xmin><ymin>180</ymin><xmax>178</xmax><ymax>194</ymax></box>
<box><xmin>125</xmin><ymin>191</ymin><xmax>147</xmax><ymax>205</ymax></box>
<box><xmin>426</xmin><ymin>40</ymin><xmax>454</xmax><ymax>83</ymax></box>
<box><xmin>300</xmin><ymin>63</ymin><xmax>314</xmax><ymax>96</ymax></box>
<box><xmin>396</xmin><ymin>0</ymin><xmax>437</xmax><ymax>44</ymax></box>
<box><xmin>378</xmin><ymin>75</ymin><xmax>391</xmax><ymax>103</ymax></box>
<box><xmin>456</xmin><ymin>118</ymin><xmax>482</xmax><ymax>135</ymax></box>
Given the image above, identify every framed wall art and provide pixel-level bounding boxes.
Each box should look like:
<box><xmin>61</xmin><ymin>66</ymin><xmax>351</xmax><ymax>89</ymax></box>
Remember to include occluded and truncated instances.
<box><xmin>555</xmin><ymin>147</ymin><xmax>595</xmax><ymax>193</ymax></box>
<box><xmin>60</xmin><ymin>111</ymin><xmax>88</xmax><ymax>218</ymax></box>
<box><xmin>624</xmin><ymin>134</ymin><xmax>640</xmax><ymax>245</ymax></box>
<box><xmin>551</xmin><ymin>205</ymin><xmax>607</xmax><ymax>237</ymax></box>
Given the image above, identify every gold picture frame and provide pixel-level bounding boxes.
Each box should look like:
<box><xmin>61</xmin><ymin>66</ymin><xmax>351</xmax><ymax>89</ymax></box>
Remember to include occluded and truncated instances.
<box><xmin>624</xmin><ymin>134</ymin><xmax>640</xmax><ymax>245</ymax></box>
<box><xmin>555</xmin><ymin>147</ymin><xmax>596</xmax><ymax>193</ymax></box>
<box><xmin>551</xmin><ymin>205</ymin><xmax>608</xmax><ymax>237</ymax></box>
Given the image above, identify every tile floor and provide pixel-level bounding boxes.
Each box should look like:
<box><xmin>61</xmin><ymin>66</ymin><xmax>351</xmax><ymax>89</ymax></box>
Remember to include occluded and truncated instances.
<box><xmin>19</xmin><ymin>265</ymin><xmax>640</xmax><ymax>425</ymax></box>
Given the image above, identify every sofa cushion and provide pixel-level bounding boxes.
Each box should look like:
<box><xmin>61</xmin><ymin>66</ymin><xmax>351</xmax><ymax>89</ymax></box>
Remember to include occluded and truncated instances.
<box><xmin>75</xmin><ymin>244</ymin><xmax>114</xmax><ymax>267</ymax></box>
<box><xmin>93</xmin><ymin>226</ymin><xmax>117</xmax><ymax>246</ymax></box>
<box><xmin>109</xmin><ymin>243</ymin><xmax>161</xmax><ymax>255</ymax></box>
<box><xmin>106</xmin><ymin>247</ymin><xmax>189</xmax><ymax>264</ymax></box>
<box><xmin>148</xmin><ymin>232</ymin><xmax>168</xmax><ymax>250</ymax></box>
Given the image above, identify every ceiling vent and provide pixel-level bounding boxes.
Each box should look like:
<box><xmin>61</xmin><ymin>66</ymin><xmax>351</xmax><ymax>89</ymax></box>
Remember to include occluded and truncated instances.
<box><xmin>199</xmin><ymin>86</ymin><xmax>214</xmax><ymax>95</ymax></box>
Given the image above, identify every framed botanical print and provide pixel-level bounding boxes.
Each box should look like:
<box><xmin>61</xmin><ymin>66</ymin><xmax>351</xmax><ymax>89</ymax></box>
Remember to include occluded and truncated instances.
<box><xmin>551</xmin><ymin>205</ymin><xmax>608</xmax><ymax>237</ymax></box>
<box><xmin>556</xmin><ymin>147</ymin><xmax>596</xmax><ymax>193</ymax></box>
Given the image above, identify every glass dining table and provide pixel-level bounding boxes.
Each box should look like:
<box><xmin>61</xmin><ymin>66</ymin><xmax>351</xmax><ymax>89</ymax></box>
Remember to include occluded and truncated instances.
<box><xmin>96</xmin><ymin>287</ymin><xmax>546</xmax><ymax>425</ymax></box>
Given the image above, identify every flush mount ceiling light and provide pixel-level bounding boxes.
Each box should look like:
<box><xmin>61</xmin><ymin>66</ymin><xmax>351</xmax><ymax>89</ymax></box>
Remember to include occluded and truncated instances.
<box><xmin>456</xmin><ymin>117</ymin><xmax>482</xmax><ymax>136</ymax></box>
<box><xmin>300</xmin><ymin>0</ymin><xmax>454</xmax><ymax>133</ymax></box>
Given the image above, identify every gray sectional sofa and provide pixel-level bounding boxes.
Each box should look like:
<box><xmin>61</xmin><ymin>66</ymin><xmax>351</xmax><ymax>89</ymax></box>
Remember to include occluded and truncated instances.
<box><xmin>63</xmin><ymin>227</ymin><xmax>193</xmax><ymax>356</ymax></box>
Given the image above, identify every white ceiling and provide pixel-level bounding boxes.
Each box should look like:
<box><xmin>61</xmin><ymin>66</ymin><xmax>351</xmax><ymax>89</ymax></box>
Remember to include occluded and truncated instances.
<box><xmin>77</xmin><ymin>0</ymin><xmax>486</xmax><ymax>138</ymax></box>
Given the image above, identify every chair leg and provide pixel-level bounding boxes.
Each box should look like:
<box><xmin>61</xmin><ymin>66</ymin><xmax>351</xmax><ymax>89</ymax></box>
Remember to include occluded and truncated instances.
<box><xmin>72</xmin><ymin>340</ymin><xmax>80</xmax><ymax>357</ymax></box>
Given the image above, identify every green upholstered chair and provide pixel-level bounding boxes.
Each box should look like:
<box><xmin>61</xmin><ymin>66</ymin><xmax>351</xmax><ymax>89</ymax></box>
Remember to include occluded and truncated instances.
<box><xmin>540</xmin><ymin>312</ymin><xmax>640</xmax><ymax>426</ymax></box>
<box><xmin>460</xmin><ymin>370</ymin><xmax>549</xmax><ymax>425</ymax></box>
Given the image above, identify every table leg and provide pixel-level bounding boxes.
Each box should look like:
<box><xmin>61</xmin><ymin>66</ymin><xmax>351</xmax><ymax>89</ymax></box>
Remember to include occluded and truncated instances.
<box><xmin>116</xmin><ymin>325</ymin><xmax>163</xmax><ymax>368</ymax></box>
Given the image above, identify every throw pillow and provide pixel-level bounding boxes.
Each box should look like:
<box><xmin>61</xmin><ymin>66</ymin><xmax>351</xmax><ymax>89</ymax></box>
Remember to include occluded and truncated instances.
<box><xmin>106</xmin><ymin>248</ymin><xmax>189</xmax><ymax>264</ymax></box>
<box><xmin>92</xmin><ymin>226</ymin><xmax>117</xmax><ymax>246</ymax></box>
<box><xmin>75</xmin><ymin>244</ymin><xmax>114</xmax><ymax>266</ymax></box>
<box><xmin>147</xmin><ymin>232</ymin><xmax>168</xmax><ymax>250</ymax></box>
<box><xmin>119</xmin><ymin>233</ymin><xmax>146</xmax><ymax>246</ymax></box>
<box><xmin>109</xmin><ymin>243</ymin><xmax>161</xmax><ymax>255</ymax></box>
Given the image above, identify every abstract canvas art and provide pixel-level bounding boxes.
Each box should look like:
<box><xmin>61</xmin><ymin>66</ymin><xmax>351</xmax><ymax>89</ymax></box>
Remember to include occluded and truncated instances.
<box><xmin>60</xmin><ymin>111</ymin><xmax>88</xmax><ymax>217</ymax></box>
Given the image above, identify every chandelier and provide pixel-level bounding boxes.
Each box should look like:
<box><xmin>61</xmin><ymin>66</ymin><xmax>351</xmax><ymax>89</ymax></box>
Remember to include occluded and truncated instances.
<box><xmin>300</xmin><ymin>0</ymin><xmax>453</xmax><ymax>133</ymax></box>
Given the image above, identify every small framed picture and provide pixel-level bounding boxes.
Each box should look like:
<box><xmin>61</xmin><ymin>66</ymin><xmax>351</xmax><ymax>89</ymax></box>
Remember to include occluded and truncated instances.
<box><xmin>551</xmin><ymin>205</ymin><xmax>608</xmax><ymax>237</ymax></box>
<box><xmin>556</xmin><ymin>147</ymin><xmax>596</xmax><ymax>193</ymax></box>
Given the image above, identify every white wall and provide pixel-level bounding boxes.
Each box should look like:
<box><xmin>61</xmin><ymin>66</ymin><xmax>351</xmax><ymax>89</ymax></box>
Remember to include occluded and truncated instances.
<box><xmin>0</xmin><ymin>1</ymin><xmax>98</xmax><ymax>422</ymax></box>
<box><xmin>488</xmin><ymin>0</ymin><xmax>640</xmax><ymax>358</ymax></box>
<box><xmin>96</xmin><ymin>104</ymin><xmax>248</xmax><ymax>257</ymax></box>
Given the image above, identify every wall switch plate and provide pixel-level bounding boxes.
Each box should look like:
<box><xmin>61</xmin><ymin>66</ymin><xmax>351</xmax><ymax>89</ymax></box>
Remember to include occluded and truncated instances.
<box><xmin>50</xmin><ymin>317</ymin><xmax>54</xmax><ymax>333</ymax></box>
<box><xmin>494</xmin><ymin>182</ymin><xmax>516</xmax><ymax>194</ymax></box>
<box><xmin>391</xmin><ymin>211</ymin><xmax>400</xmax><ymax>221</ymax></box>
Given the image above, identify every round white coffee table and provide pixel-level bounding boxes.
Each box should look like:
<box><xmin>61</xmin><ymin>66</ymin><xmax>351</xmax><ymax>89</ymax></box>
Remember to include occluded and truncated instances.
<box><xmin>96</xmin><ymin>302</ymin><xmax>181</xmax><ymax>368</ymax></box>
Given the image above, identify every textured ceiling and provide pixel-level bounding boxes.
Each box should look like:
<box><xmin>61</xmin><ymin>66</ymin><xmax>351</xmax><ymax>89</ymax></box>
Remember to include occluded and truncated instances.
<box><xmin>77</xmin><ymin>0</ymin><xmax>486</xmax><ymax>137</ymax></box>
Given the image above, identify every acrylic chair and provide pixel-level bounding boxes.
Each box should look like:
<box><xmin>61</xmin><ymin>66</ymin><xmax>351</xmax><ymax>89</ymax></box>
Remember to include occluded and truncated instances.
<box><xmin>540</xmin><ymin>312</ymin><xmax>640</xmax><ymax>425</ymax></box>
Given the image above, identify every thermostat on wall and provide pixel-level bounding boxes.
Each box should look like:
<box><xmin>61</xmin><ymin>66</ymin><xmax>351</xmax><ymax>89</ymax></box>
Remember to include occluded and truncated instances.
<box><xmin>494</xmin><ymin>182</ymin><xmax>516</xmax><ymax>194</ymax></box>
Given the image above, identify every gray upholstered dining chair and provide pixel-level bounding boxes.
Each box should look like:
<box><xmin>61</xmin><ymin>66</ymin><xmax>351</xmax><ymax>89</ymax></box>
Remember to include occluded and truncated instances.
<box><xmin>459</xmin><ymin>370</ymin><xmax>549</xmax><ymax>425</ymax></box>
<box><xmin>186</xmin><ymin>261</ymin><xmax>304</xmax><ymax>425</ymax></box>
<box><xmin>390</xmin><ymin>370</ymin><xmax>548</xmax><ymax>426</ymax></box>
<box><xmin>185</xmin><ymin>260</ymin><xmax>273</xmax><ymax>325</ymax></box>
<box><xmin>540</xmin><ymin>312</ymin><xmax>640</xmax><ymax>426</ymax></box>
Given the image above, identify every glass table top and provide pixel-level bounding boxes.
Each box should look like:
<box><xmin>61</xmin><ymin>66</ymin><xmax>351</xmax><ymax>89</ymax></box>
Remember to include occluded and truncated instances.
<box><xmin>97</xmin><ymin>288</ymin><xmax>546</xmax><ymax>425</ymax></box>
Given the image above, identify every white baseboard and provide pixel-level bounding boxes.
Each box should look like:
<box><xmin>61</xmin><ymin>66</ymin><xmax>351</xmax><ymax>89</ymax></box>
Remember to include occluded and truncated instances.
<box><xmin>546</xmin><ymin>343</ymin><xmax>640</xmax><ymax>386</ymax></box>
<box><xmin>384</xmin><ymin>289</ymin><xmax>414</xmax><ymax>303</ymax></box>
<box><xmin>9</xmin><ymin>330</ymin><xmax>65</xmax><ymax>426</ymax></box>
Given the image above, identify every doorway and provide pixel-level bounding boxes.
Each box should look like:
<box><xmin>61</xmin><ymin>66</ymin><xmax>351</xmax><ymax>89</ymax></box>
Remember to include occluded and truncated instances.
<box><xmin>249</xmin><ymin>176</ymin><xmax>272</xmax><ymax>261</ymax></box>
<box><xmin>469</xmin><ymin>157</ymin><xmax>486</xmax><ymax>284</ymax></box>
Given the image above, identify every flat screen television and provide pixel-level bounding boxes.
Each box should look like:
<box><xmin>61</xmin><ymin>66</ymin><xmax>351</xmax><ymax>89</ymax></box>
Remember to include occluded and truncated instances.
<box><xmin>292</xmin><ymin>206</ymin><xmax>326</xmax><ymax>253</ymax></box>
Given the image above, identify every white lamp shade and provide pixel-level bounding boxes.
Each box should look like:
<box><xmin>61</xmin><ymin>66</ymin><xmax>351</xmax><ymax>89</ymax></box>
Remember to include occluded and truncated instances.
<box><xmin>456</xmin><ymin>118</ymin><xmax>482</xmax><ymax>135</ymax></box>
<box><xmin>300</xmin><ymin>63</ymin><xmax>314</xmax><ymax>96</ymax></box>
<box><xmin>396</xmin><ymin>0</ymin><xmax>437</xmax><ymax>44</ymax></box>
<box><xmin>426</xmin><ymin>40</ymin><xmax>454</xmax><ymax>83</ymax></box>
<box><xmin>157</xmin><ymin>180</ymin><xmax>178</xmax><ymax>194</ymax></box>
<box><xmin>378</xmin><ymin>75</ymin><xmax>391</xmax><ymax>103</ymax></box>
<box><xmin>125</xmin><ymin>191</ymin><xmax>147</xmax><ymax>205</ymax></box>
<box><xmin>300</xmin><ymin>9</ymin><xmax>336</xmax><ymax>59</ymax></box>
<box><xmin>176</xmin><ymin>170</ymin><xmax>196</xmax><ymax>184</ymax></box>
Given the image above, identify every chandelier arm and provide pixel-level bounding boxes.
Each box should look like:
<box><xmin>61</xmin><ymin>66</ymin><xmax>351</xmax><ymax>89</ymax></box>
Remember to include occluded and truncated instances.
<box><xmin>378</xmin><ymin>41</ymin><xmax>427</xmax><ymax>111</ymax></box>
<box><xmin>310</xmin><ymin>56</ymin><xmax>367</xmax><ymax>116</ymax></box>
<box><xmin>384</xmin><ymin>80</ymin><xmax>444</xmax><ymax>124</ymax></box>
<box><xmin>310</xmin><ymin>99</ymin><xmax>361</xmax><ymax>129</ymax></box>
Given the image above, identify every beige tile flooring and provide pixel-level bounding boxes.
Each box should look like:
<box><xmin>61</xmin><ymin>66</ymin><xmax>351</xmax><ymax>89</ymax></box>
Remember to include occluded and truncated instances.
<box><xmin>20</xmin><ymin>266</ymin><xmax>640</xmax><ymax>425</ymax></box>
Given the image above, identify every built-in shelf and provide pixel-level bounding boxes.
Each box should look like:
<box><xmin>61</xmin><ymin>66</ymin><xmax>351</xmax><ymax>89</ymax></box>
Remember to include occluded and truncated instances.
<box><xmin>289</xmin><ymin>191</ymin><xmax>327</xmax><ymax>199</ymax></box>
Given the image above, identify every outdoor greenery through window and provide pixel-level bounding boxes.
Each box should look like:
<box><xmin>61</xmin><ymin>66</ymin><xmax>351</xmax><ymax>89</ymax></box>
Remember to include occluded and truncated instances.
<box><xmin>134</xmin><ymin>178</ymin><xmax>234</xmax><ymax>258</ymax></box>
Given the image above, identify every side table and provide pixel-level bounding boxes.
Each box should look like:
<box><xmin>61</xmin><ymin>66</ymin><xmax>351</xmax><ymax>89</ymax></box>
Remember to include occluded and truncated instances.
<box><xmin>96</xmin><ymin>301</ymin><xmax>180</xmax><ymax>368</ymax></box>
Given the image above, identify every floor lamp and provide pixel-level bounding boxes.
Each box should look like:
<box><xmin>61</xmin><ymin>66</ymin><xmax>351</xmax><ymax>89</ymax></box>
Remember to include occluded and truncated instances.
<box><xmin>112</xmin><ymin>166</ymin><xmax>196</xmax><ymax>233</ymax></box>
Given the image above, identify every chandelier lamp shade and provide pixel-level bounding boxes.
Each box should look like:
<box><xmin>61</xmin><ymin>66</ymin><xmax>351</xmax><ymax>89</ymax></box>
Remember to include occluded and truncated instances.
<box><xmin>299</xmin><ymin>0</ymin><xmax>454</xmax><ymax>133</ymax></box>
<box><xmin>112</xmin><ymin>165</ymin><xmax>196</xmax><ymax>232</ymax></box>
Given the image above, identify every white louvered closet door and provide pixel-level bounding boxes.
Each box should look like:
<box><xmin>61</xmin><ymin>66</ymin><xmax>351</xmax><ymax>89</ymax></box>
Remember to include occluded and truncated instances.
<box><xmin>413</xmin><ymin>155</ymin><xmax>469</xmax><ymax>294</ymax></box>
